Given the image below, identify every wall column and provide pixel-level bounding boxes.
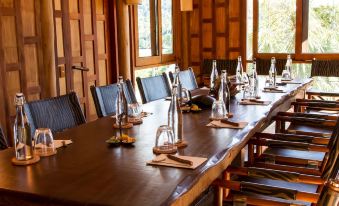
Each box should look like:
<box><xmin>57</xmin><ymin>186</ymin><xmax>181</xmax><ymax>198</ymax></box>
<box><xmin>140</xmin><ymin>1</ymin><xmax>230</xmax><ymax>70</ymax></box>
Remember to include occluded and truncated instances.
<box><xmin>116</xmin><ymin>0</ymin><xmax>132</xmax><ymax>80</ymax></box>
<box><xmin>40</xmin><ymin>0</ymin><xmax>57</xmax><ymax>97</ymax></box>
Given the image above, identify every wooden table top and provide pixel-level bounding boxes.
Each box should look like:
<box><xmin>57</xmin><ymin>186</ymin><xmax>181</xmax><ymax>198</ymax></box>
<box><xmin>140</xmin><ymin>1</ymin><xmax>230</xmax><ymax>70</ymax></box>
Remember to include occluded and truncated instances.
<box><xmin>0</xmin><ymin>78</ymin><xmax>312</xmax><ymax>206</ymax></box>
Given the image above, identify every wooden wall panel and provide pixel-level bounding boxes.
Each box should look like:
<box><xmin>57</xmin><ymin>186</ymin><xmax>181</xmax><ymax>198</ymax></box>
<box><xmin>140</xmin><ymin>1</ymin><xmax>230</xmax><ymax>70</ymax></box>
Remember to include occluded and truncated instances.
<box><xmin>0</xmin><ymin>0</ymin><xmax>44</xmax><ymax>141</ymax></box>
<box><xmin>187</xmin><ymin>0</ymin><xmax>246</xmax><ymax>78</ymax></box>
<box><xmin>53</xmin><ymin>0</ymin><xmax>111</xmax><ymax>121</ymax></box>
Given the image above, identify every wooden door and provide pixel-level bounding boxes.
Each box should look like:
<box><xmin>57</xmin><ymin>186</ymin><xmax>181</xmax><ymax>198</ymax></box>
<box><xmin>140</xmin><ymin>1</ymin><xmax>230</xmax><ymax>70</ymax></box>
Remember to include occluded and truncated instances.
<box><xmin>0</xmin><ymin>0</ymin><xmax>44</xmax><ymax>137</ymax></box>
<box><xmin>53</xmin><ymin>0</ymin><xmax>111</xmax><ymax>120</ymax></box>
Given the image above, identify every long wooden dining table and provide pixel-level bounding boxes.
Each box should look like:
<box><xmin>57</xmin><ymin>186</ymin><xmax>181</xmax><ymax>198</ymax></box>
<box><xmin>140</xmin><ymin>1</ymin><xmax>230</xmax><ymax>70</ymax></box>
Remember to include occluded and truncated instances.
<box><xmin>0</xmin><ymin>78</ymin><xmax>312</xmax><ymax>206</ymax></box>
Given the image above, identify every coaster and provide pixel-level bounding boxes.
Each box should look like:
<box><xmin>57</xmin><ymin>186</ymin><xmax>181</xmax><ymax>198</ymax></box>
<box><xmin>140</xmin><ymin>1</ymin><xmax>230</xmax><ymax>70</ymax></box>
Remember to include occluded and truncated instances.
<box><xmin>113</xmin><ymin>123</ymin><xmax>133</xmax><ymax>129</ymax></box>
<box><xmin>175</xmin><ymin>140</ymin><xmax>188</xmax><ymax>148</ymax></box>
<box><xmin>153</xmin><ymin>147</ymin><xmax>177</xmax><ymax>154</ymax></box>
<box><xmin>12</xmin><ymin>155</ymin><xmax>40</xmax><ymax>166</ymax></box>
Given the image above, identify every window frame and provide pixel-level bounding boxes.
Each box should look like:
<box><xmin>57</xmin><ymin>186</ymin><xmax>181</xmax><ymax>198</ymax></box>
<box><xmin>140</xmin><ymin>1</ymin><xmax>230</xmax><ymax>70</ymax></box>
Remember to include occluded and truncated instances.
<box><xmin>252</xmin><ymin>0</ymin><xmax>339</xmax><ymax>61</ymax></box>
<box><xmin>132</xmin><ymin>0</ymin><xmax>176</xmax><ymax>68</ymax></box>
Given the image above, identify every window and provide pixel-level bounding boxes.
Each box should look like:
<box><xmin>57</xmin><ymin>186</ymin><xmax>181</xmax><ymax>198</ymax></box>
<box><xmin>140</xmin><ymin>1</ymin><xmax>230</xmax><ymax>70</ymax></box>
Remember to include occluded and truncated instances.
<box><xmin>134</xmin><ymin>0</ymin><xmax>175</xmax><ymax>67</ymax></box>
<box><xmin>303</xmin><ymin>0</ymin><xmax>339</xmax><ymax>53</ymax></box>
<box><xmin>258</xmin><ymin>0</ymin><xmax>296</xmax><ymax>54</ymax></box>
<box><xmin>249</xmin><ymin>0</ymin><xmax>339</xmax><ymax>59</ymax></box>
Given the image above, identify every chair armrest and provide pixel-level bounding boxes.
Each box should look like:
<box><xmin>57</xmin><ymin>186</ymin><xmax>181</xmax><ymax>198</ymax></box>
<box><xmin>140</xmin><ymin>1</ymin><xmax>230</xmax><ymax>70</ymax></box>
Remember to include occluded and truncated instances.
<box><xmin>296</xmin><ymin>98</ymin><xmax>339</xmax><ymax>104</ymax></box>
<box><xmin>226</xmin><ymin>166</ymin><xmax>324</xmax><ymax>185</ymax></box>
<box><xmin>253</xmin><ymin>132</ymin><xmax>330</xmax><ymax>145</ymax></box>
<box><xmin>274</xmin><ymin>116</ymin><xmax>336</xmax><ymax>127</ymax></box>
<box><xmin>248</xmin><ymin>139</ymin><xmax>329</xmax><ymax>153</ymax></box>
<box><xmin>277</xmin><ymin>112</ymin><xmax>337</xmax><ymax>120</ymax></box>
<box><xmin>292</xmin><ymin>102</ymin><xmax>339</xmax><ymax>108</ymax></box>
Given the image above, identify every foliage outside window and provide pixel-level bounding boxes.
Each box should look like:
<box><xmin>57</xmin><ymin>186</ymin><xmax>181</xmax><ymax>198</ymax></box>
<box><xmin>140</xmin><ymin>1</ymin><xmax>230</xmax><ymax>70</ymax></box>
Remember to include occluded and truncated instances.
<box><xmin>134</xmin><ymin>0</ymin><xmax>175</xmax><ymax>67</ymax></box>
<box><xmin>248</xmin><ymin>0</ymin><xmax>339</xmax><ymax>58</ymax></box>
<box><xmin>304</xmin><ymin>0</ymin><xmax>339</xmax><ymax>53</ymax></box>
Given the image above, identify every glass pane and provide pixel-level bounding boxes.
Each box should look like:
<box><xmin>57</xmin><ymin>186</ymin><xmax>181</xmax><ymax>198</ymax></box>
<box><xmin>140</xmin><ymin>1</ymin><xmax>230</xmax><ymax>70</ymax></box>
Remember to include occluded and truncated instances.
<box><xmin>138</xmin><ymin>0</ymin><xmax>152</xmax><ymax>57</ymax></box>
<box><xmin>247</xmin><ymin>0</ymin><xmax>253</xmax><ymax>60</ymax></box>
<box><xmin>258</xmin><ymin>0</ymin><xmax>296</xmax><ymax>53</ymax></box>
<box><xmin>303</xmin><ymin>0</ymin><xmax>339</xmax><ymax>53</ymax></box>
<box><xmin>161</xmin><ymin>0</ymin><xmax>173</xmax><ymax>54</ymax></box>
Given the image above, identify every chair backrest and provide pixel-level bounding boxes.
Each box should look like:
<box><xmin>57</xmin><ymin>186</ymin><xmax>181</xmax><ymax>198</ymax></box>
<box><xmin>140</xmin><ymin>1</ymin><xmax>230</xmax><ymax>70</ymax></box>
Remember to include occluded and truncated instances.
<box><xmin>202</xmin><ymin>59</ymin><xmax>238</xmax><ymax>76</ymax></box>
<box><xmin>321</xmin><ymin>119</ymin><xmax>339</xmax><ymax>180</ymax></box>
<box><xmin>311</xmin><ymin>59</ymin><xmax>339</xmax><ymax>77</ymax></box>
<box><xmin>168</xmin><ymin>68</ymin><xmax>199</xmax><ymax>91</ymax></box>
<box><xmin>24</xmin><ymin>92</ymin><xmax>86</xmax><ymax>136</ymax></box>
<box><xmin>255</xmin><ymin>58</ymin><xmax>286</xmax><ymax>75</ymax></box>
<box><xmin>136</xmin><ymin>74</ymin><xmax>171</xmax><ymax>104</ymax></box>
<box><xmin>90</xmin><ymin>80</ymin><xmax>137</xmax><ymax>118</ymax></box>
<box><xmin>0</xmin><ymin>126</ymin><xmax>8</xmax><ymax>150</ymax></box>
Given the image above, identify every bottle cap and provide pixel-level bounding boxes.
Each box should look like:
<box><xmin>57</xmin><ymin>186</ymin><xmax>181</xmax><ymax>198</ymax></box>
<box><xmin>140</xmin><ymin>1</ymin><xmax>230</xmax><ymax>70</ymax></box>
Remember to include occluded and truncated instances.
<box><xmin>15</xmin><ymin>93</ymin><xmax>25</xmax><ymax>106</ymax></box>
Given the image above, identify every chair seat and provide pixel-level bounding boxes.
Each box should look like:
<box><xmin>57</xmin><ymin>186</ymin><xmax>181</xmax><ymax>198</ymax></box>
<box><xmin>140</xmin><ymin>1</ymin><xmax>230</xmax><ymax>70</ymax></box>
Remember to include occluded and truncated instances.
<box><xmin>287</xmin><ymin>123</ymin><xmax>333</xmax><ymax>136</ymax></box>
<box><xmin>227</xmin><ymin>176</ymin><xmax>318</xmax><ymax>206</ymax></box>
<box><xmin>263</xmin><ymin>148</ymin><xmax>325</xmax><ymax>162</ymax></box>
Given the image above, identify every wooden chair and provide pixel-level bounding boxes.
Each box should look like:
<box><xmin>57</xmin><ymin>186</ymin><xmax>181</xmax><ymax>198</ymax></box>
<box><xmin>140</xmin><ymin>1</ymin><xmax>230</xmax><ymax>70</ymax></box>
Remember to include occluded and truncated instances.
<box><xmin>213</xmin><ymin>118</ymin><xmax>339</xmax><ymax>206</ymax></box>
<box><xmin>307</xmin><ymin>59</ymin><xmax>339</xmax><ymax>100</ymax></box>
<box><xmin>0</xmin><ymin>126</ymin><xmax>8</xmax><ymax>150</ymax></box>
<box><xmin>136</xmin><ymin>74</ymin><xmax>171</xmax><ymax>104</ymax></box>
<box><xmin>168</xmin><ymin>68</ymin><xmax>199</xmax><ymax>91</ymax></box>
<box><xmin>91</xmin><ymin>80</ymin><xmax>137</xmax><ymax>118</ymax></box>
<box><xmin>274</xmin><ymin>111</ymin><xmax>337</xmax><ymax>140</ymax></box>
<box><xmin>24</xmin><ymin>92</ymin><xmax>86</xmax><ymax>136</ymax></box>
<box><xmin>292</xmin><ymin>99</ymin><xmax>339</xmax><ymax>114</ymax></box>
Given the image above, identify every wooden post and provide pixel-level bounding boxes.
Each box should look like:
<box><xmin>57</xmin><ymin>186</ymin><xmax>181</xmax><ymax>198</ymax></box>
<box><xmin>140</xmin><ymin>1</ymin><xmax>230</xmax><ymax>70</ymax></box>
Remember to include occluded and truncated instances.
<box><xmin>116</xmin><ymin>0</ymin><xmax>131</xmax><ymax>80</ymax></box>
<box><xmin>40</xmin><ymin>0</ymin><xmax>57</xmax><ymax>97</ymax></box>
<box><xmin>181</xmin><ymin>12</ymin><xmax>189</xmax><ymax>69</ymax></box>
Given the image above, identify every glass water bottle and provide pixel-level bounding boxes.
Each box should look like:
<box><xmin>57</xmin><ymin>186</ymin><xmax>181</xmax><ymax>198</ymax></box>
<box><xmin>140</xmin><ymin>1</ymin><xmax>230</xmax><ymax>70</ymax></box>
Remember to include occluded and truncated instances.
<box><xmin>168</xmin><ymin>85</ymin><xmax>183</xmax><ymax>144</ymax></box>
<box><xmin>210</xmin><ymin>60</ymin><xmax>219</xmax><ymax>91</ymax></box>
<box><xmin>250</xmin><ymin>59</ymin><xmax>259</xmax><ymax>98</ymax></box>
<box><xmin>218</xmin><ymin>70</ymin><xmax>230</xmax><ymax>115</ymax></box>
<box><xmin>174</xmin><ymin>64</ymin><xmax>183</xmax><ymax>103</ymax></box>
<box><xmin>115</xmin><ymin>76</ymin><xmax>128</xmax><ymax>126</ymax></box>
<box><xmin>13</xmin><ymin>93</ymin><xmax>33</xmax><ymax>161</ymax></box>
<box><xmin>269</xmin><ymin>57</ymin><xmax>277</xmax><ymax>87</ymax></box>
<box><xmin>282</xmin><ymin>54</ymin><xmax>292</xmax><ymax>80</ymax></box>
<box><xmin>236</xmin><ymin>56</ymin><xmax>243</xmax><ymax>84</ymax></box>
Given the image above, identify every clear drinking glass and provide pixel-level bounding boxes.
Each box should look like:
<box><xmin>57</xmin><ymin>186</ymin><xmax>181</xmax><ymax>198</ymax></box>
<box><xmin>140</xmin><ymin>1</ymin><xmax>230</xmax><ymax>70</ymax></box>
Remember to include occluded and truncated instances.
<box><xmin>128</xmin><ymin>103</ymin><xmax>142</xmax><ymax>118</ymax></box>
<box><xmin>210</xmin><ymin>100</ymin><xmax>228</xmax><ymax>120</ymax></box>
<box><xmin>33</xmin><ymin>128</ymin><xmax>56</xmax><ymax>157</ymax></box>
<box><xmin>180</xmin><ymin>88</ymin><xmax>191</xmax><ymax>104</ymax></box>
<box><xmin>153</xmin><ymin>125</ymin><xmax>177</xmax><ymax>154</ymax></box>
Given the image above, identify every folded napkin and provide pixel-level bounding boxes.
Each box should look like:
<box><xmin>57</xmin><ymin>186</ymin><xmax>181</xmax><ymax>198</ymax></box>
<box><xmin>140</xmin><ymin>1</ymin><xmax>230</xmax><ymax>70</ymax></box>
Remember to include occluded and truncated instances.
<box><xmin>262</xmin><ymin>88</ymin><xmax>286</xmax><ymax>93</ymax></box>
<box><xmin>280</xmin><ymin>79</ymin><xmax>302</xmax><ymax>84</ymax></box>
<box><xmin>239</xmin><ymin>99</ymin><xmax>271</xmax><ymax>105</ymax></box>
<box><xmin>54</xmin><ymin>140</ymin><xmax>73</xmax><ymax>148</ymax></box>
<box><xmin>147</xmin><ymin>154</ymin><xmax>207</xmax><ymax>169</ymax></box>
<box><xmin>206</xmin><ymin>120</ymin><xmax>248</xmax><ymax>129</ymax></box>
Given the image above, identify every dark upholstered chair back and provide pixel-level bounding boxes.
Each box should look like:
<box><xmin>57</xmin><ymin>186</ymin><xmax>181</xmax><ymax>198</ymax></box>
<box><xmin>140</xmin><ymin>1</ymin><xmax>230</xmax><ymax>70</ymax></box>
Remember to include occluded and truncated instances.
<box><xmin>24</xmin><ymin>92</ymin><xmax>86</xmax><ymax>136</ymax></box>
<box><xmin>202</xmin><ymin>59</ymin><xmax>238</xmax><ymax>76</ymax></box>
<box><xmin>136</xmin><ymin>74</ymin><xmax>171</xmax><ymax>104</ymax></box>
<box><xmin>168</xmin><ymin>68</ymin><xmax>199</xmax><ymax>91</ymax></box>
<box><xmin>90</xmin><ymin>80</ymin><xmax>137</xmax><ymax>118</ymax></box>
<box><xmin>255</xmin><ymin>58</ymin><xmax>286</xmax><ymax>75</ymax></box>
<box><xmin>311</xmin><ymin>60</ymin><xmax>339</xmax><ymax>77</ymax></box>
<box><xmin>0</xmin><ymin>126</ymin><xmax>8</xmax><ymax>150</ymax></box>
